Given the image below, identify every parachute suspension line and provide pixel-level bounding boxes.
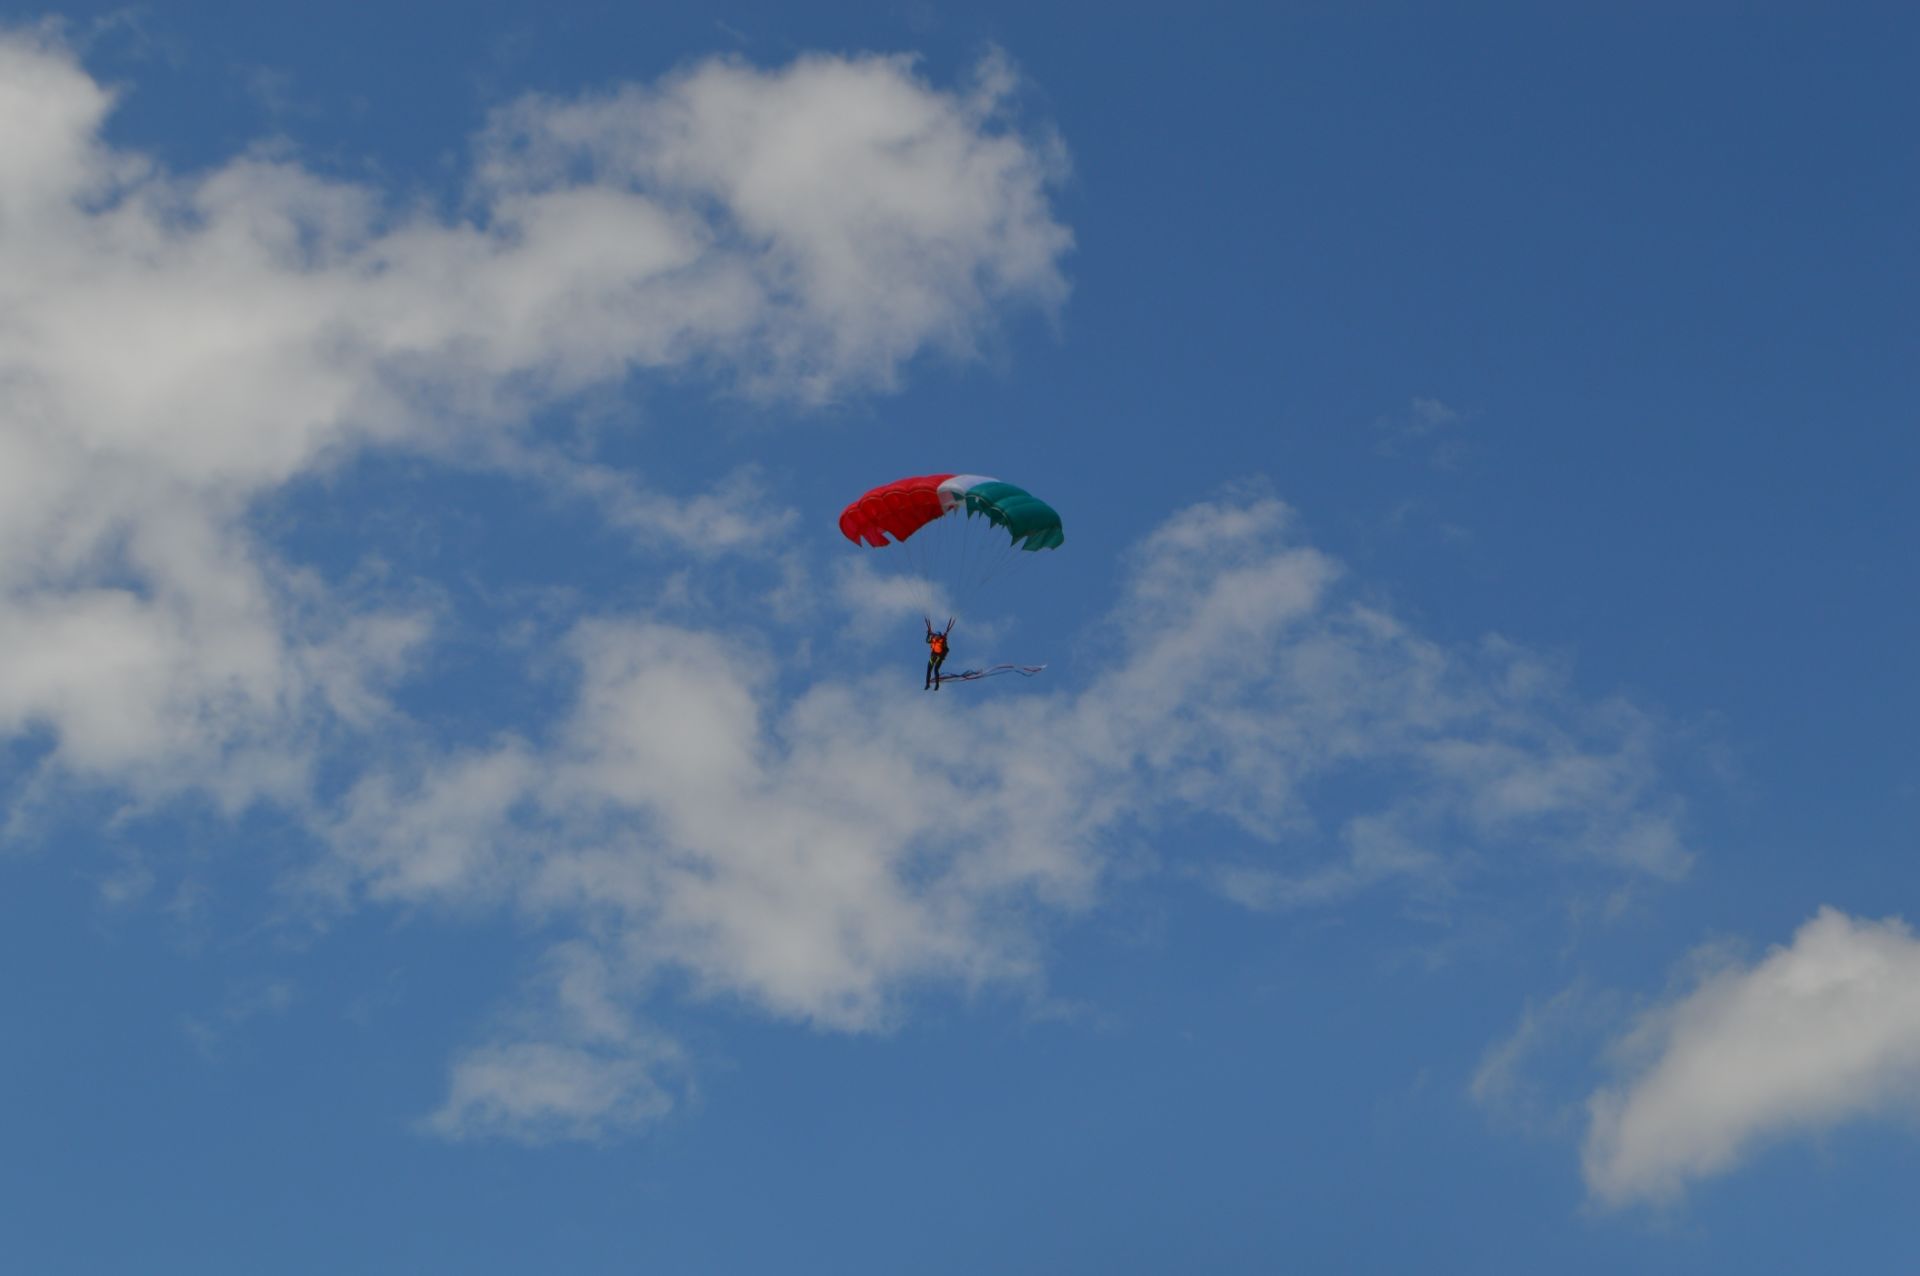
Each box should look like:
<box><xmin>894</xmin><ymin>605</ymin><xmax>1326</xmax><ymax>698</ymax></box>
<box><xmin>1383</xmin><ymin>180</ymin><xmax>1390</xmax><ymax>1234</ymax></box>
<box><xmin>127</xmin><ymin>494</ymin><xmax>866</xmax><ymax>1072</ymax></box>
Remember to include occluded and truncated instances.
<box><xmin>962</xmin><ymin>510</ymin><xmax>991</xmax><ymax>616</ymax></box>
<box><xmin>939</xmin><ymin>504</ymin><xmax>969</xmax><ymax>615</ymax></box>
<box><xmin>913</xmin><ymin>507</ymin><xmax>1046</xmax><ymax>622</ymax></box>
<box><xmin>921</xmin><ymin>512</ymin><xmax>953</xmax><ymax>617</ymax></box>
<box><xmin>968</xmin><ymin>530</ymin><xmax>1035</xmax><ymax>601</ymax></box>
<box><xmin>906</xmin><ymin>504</ymin><xmax>1007</xmax><ymax>622</ymax></box>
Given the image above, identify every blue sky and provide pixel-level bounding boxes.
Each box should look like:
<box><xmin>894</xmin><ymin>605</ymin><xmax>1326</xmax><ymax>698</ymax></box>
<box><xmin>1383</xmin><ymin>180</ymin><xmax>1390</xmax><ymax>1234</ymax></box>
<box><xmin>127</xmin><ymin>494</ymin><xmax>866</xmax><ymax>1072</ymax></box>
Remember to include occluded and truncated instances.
<box><xmin>1</xmin><ymin>3</ymin><xmax>1916</xmax><ymax>1271</ymax></box>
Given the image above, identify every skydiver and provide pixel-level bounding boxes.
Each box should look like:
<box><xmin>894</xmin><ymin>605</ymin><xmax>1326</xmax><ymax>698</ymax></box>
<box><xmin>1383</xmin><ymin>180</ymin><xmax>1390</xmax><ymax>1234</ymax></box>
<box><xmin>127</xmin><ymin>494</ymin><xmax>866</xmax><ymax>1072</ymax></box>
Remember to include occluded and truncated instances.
<box><xmin>925</xmin><ymin>616</ymin><xmax>953</xmax><ymax>689</ymax></box>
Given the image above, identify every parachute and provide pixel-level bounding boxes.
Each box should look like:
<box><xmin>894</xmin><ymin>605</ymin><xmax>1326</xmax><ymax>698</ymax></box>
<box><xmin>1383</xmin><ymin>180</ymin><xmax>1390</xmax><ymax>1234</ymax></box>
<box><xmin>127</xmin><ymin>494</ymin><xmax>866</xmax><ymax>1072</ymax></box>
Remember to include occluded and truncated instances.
<box><xmin>838</xmin><ymin>474</ymin><xmax>1065</xmax><ymax>552</ymax></box>
<box><xmin>838</xmin><ymin>473</ymin><xmax>1065</xmax><ymax>621</ymax></box>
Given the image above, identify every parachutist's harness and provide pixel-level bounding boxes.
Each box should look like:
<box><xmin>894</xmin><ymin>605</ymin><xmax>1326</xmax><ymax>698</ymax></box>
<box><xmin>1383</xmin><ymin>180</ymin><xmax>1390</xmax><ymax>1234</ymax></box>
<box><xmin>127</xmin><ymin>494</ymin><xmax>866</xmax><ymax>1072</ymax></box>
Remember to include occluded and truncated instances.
<box><xmin>925</xmin><ymin>618</ymin><xmax>953</xmax><ymax>689</ymax></box>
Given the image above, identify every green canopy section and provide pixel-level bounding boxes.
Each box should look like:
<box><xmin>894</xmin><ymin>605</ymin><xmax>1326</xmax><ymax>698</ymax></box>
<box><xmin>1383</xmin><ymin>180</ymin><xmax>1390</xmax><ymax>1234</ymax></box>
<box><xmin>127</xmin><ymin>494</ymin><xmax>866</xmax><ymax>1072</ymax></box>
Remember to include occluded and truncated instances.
<box><xmin>960</xmin><ymin>480</ymin><xmax>1065</xmax><ymax>551</ymax></box>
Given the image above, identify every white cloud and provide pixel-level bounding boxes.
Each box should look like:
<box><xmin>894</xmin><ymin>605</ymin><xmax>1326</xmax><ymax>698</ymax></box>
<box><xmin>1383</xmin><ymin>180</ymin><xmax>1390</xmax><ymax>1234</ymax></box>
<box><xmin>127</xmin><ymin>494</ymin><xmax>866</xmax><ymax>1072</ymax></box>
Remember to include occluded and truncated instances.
<box><xmin>325</xmin><ymin>739</ymin><xmax>541</xmax><ymax>906</ymax></box>
<box><xmin>1583</xmin><ymin>907</ymin><xmax>1920</xmax><ymax>1207</ymax></box>
<box><xmin>478</xmin><ymin>48</ymin><xmax>1072</xmax><ymax>398</ymax></box>
<box><xmin>315</xmin><ymin>493</ymin><xmax>1689</xmax><ymax>1139</ymax></box>
<box><xmin>0</xmin><ymin>31</ymin><xmax>1071</xmax><ymax>814</ymax></box>
<box><xmin>832</xmin><ymin>558</ymin><xmax>953</xmax><ymax>643</ymax></box>
<box><xmin>429</xmin><ymin>1040</ymin><xmax>679</xmax><ymax>1144</ymax></box>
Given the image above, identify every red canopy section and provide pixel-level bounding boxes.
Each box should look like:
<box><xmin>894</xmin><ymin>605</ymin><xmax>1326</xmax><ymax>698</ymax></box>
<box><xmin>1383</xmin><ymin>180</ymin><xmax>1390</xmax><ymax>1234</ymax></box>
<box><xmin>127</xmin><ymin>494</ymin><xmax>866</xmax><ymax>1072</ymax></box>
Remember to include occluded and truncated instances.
<box><xmin>837</xmin><ymin>473</ymin><xmax>958</xmax><ymax>547</ymax></box>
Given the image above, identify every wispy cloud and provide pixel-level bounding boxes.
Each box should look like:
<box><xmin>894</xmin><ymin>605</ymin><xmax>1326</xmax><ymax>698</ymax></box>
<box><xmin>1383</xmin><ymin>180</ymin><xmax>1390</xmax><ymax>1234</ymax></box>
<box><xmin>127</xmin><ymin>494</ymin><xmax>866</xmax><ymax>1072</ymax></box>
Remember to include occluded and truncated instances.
<box><xmin>1373</xmin><ymin>395</ymin><xmax>1471</xmax><ymax>469</ymax></box>
<box><xmin>180</xmin><ymin>976</ymin><xmax>297</xmax><ymax>1062</ymax></box>
<box><xmin>1472</xmin><ymin>983</ymin><xmax>1623</xmax><ymax>1140</ymax></box>
<box><xmin>425</xmin><ymin>945</ymin><xmax>689</xmax><ymax>1144</ymax></box>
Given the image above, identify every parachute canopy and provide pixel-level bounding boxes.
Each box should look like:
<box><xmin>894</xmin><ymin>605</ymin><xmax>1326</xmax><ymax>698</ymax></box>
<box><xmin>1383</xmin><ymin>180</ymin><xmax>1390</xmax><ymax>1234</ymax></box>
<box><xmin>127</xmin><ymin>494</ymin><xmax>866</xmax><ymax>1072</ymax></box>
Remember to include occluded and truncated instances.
<box><xmin>838</xmin><ymin>474</ymin><xmax>1064</xmax><ymax>552</ymax></box>
<box><xmin>838</xmin><ymin>472</ymin><xmax>1064</xmax><ymax>626</ymax></box>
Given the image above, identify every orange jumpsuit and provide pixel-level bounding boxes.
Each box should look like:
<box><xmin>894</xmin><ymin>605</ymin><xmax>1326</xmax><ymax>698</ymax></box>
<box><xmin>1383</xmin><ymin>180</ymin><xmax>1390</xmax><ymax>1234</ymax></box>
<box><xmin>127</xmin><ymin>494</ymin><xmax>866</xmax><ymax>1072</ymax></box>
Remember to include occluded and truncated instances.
<box><xmin>925</xmin><ymin>629</ymin><xmax>950</xmax><ymax>689</ymax></box>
